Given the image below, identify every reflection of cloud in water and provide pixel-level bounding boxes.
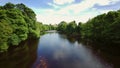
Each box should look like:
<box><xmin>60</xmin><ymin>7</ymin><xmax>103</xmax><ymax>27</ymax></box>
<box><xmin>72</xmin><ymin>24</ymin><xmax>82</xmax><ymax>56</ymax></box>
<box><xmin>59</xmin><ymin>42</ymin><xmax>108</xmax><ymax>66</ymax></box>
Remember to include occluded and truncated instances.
<box><xmin>52</xmin><ymin>41</ymin><xmax>111</xmax><ymax>68</ymax></box>
<box><xmin>37</xmin><ymin>33</ymin><xmax>112</xmax><ymax>68</ymax></box>
<box><xmin>54</xmin><ymin>50</ymin><xmax>67</xmax><ymax>60</ymax></box>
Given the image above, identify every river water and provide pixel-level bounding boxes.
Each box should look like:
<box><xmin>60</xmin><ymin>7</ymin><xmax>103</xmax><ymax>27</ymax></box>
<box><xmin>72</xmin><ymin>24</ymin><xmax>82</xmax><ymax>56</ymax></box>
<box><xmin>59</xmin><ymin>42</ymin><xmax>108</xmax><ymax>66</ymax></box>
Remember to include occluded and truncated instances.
<box><xmin>0</xmin><ymin>31</ymin><xmax>119</xmax><ymax>68</ymax></box>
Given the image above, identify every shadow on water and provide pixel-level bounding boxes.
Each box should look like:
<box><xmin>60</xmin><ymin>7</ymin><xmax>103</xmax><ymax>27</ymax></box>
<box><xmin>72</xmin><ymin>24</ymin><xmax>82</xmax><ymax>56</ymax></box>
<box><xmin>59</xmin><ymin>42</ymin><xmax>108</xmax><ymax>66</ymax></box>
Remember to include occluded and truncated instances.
<box><xmin>0</xmin><ymin>39</ymin><xmax>39</xmax><ymax>68</ymax></box>
<box><xmin>89</xmin><ymin>43</ymin><xmax>120</xmax><ymax>68</ymax></box>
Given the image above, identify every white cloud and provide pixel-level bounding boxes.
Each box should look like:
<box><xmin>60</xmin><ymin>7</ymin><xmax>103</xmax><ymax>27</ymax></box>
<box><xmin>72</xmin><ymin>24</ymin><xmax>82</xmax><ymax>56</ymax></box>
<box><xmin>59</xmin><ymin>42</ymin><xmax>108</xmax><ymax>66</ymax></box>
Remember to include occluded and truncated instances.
<box><xmin>53</xmin><ymin>0</ymin><xmax>75</xmax><ymax>5</ymax></box>
<box><xmin>35</xmin><ymin>0</ymin><xmax>119</xmax><ymax>24</ymax></box>
<box><xmin>36</xmin><ymin>11</ymin><xmax>97</xmax><ymax>24</ymax></box>
<box><xmin>48</xmin><ymin>3</ymin><xmax>59</xmax><ymax>9</ymax></box>
<box><xmin>56</xmin><ymin>0</ymin><xmax>119</xmax><ymax>14</ymax></box>
<box><xmin>98</xmin><ymin>9</ymin><xmax>114</xmax><ymax>13</ymax></box>
<box><xmin>92</xmin><ymin>0</ymin><xmax>119</xmax><ymax>6</ymax></box>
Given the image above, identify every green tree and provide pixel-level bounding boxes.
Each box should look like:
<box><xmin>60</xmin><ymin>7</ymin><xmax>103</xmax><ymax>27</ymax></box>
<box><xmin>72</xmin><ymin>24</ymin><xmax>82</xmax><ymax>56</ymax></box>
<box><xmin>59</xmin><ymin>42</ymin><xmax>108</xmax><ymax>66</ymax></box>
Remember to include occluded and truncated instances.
<box><xmin>66</xmin><ymin>21</ymin><xmax>77</xmax><ymax>34</ymax></box>
<box><xmin>0</xmin><ymin>19</ymin><xmax>13</xmax><ymax>51</ymax></box>
<box><xmin>57</xmin><ymin>21</ymin><xmax>67</xmax><ymax>32</ymax></box>
<box><xmin>0</xmin><ymin>3</ymin><xmax>45</xmax><ymax>52</ymax></box>
<box><xmin>3</xmin><ymin>2</ymin><xmax>15</xmax><ymax>9</ymax></box>
<box><xmin>76</xmin><ymin>22</ymin><xmax>82</xmax><ymax>34</ymax></box>
<box><xmin>81</xmin><ymin>10</ymin><xmax>120</xmax><ymax>43</ymax></box>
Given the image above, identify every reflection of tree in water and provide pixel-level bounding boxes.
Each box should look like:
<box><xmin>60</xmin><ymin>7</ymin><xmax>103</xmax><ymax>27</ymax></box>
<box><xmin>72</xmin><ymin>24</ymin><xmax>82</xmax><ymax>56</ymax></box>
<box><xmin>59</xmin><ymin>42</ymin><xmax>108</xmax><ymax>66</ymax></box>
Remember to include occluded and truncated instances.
<box><xmin>0</xmin><ymin>39</ymin><xmax>39</xmax><ymax>68</ymax></box>
<box><xmin>89</xmin><ymin>43</ymin><xmax>120</xmax><ymax>68</ymax></box>
<box><xmin>36</xmin><ymin>56</ymin><xmax>48</xmax><ymax>68</ymax></box>
<box><xmin>59</xmin><ymin>33</ymin><xmax>78</xmax><ymax>44</ymax></box>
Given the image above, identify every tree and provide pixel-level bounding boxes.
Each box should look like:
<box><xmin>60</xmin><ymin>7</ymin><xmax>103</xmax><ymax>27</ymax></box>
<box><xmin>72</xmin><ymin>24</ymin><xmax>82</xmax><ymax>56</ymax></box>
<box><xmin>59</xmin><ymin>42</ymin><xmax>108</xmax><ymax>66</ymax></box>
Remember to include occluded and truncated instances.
<box><xmin>0</xmin><ymin>3</ymin><xmax>45</xmax><ymax>52</ymax></box>
<box><xmin>57</xmin><ymin>21</ymin><xmax>67</xmax><ymax>32</ymax></box>
<box><xmin>0</xmin><ymin>19</ymin><xmax>13</xmax><ymax>51</ymax></box>
<box><xmin>3</xmin><ymin>2</ymin><xmax>15</xmax><ymax>9</ymax></box>
<box><xmin>81</xmin><ymin>10</ymin><xmax>120</xmax><ymax>43</ymax></box>
<box><xmin>66</xmin><ymin>21</ymin><xmax>77</xmax><ymax>34</ymax></box>
<box><xmin>76</xmin><ymin>22</ymin><xmax>82</xmax><ymax>34</ymax></box>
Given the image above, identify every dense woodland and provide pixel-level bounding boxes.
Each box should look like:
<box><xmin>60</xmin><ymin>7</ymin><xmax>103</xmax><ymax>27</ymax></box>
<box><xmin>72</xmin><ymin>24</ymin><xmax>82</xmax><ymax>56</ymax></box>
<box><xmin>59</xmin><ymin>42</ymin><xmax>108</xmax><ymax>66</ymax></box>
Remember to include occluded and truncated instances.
<box><xmin>0</xmin><ymin>3</ymin><xmax>55</xmax><ymax>52</ymax></box>
<box><xmin>0</xmin><ymin>3</ymin><xmax>120</xmax><ymax>52</ymax></box>
<box><xmin>57</xmin><ymin>10</ymin><xmax>120</xmax><ymax>44</ymax></box>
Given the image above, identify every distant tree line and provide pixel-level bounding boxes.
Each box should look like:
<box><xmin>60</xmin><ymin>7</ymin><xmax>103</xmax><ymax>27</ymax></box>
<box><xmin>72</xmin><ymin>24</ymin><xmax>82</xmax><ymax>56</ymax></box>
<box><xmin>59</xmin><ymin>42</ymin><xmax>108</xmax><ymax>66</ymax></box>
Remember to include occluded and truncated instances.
<box><xmin>57</xmin><ymin>10</ymin><xmax>120</xmax><ymax>44</ymax></box>
<box><xmin>0</xmin><ymin>3</ymin><xmax>55</xmax><ymax>52</ymax></box>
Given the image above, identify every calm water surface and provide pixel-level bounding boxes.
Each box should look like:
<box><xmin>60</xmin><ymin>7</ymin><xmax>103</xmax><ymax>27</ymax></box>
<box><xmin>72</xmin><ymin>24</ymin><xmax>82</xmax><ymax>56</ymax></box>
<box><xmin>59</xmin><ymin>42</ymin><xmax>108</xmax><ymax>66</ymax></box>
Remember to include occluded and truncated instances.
<box><xmin>32</xmin><ymin>32</ymin><xmax>112</xmax><ymax>68</ymax></box>
<box><xmin>0</xmin><ymin>31</ymin><xmax>119</xmax><ymax>68</ymax></box>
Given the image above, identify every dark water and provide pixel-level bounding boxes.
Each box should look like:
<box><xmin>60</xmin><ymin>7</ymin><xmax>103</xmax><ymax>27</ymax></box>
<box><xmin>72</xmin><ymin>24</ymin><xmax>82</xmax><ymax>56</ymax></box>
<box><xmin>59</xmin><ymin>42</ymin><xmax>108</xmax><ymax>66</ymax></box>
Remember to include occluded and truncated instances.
<box><xmin>32</xmin><ymin>32</ymin><xmax>112</xmax><ymax>68</ymax></box>
<box><xmin>0</xmin><ymin>31</ymin><xmax>120</xmax><ymax>68</ymax></box>
<box><xmin>0</xmin><ymin>39</ymin><xmax>39</xmax><ymax>68</ymax></box>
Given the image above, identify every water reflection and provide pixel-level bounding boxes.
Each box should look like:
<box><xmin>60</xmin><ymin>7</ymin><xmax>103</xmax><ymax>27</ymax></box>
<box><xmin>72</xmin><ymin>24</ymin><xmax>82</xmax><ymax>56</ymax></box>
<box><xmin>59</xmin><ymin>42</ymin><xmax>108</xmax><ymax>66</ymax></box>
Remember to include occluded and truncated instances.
<box><xmin>0</xmin><ymin>32</ymin><xmax>118</xmax><ymax>68</ymax></box>
<box><xmin>36</xmin><ymin>56</ymin><xmax>48</xmax><ymax>68</ymax></box>
<box><xmin>33</xmin><ymin>33</ymin><xmax>112</xmax><ymax>68</ymax></box>
<box><xmin>89</xmin><ymin>43</ymin><xmax>120</xmax><ymax>68</ymax></box>
<box><xmin>0</xmin><ymin>39</ymin><xmax>38</xmax><ymax>68</ymax></box>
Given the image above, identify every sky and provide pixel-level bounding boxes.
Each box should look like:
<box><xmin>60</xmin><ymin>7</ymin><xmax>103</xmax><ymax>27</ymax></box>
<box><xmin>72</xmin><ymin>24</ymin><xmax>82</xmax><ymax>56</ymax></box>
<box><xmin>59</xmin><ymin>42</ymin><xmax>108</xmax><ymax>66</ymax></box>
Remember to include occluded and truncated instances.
<box><xmin>0</xmin><ymin>0</ymin><xmax>120</xmax><ymax>24</ymax></box>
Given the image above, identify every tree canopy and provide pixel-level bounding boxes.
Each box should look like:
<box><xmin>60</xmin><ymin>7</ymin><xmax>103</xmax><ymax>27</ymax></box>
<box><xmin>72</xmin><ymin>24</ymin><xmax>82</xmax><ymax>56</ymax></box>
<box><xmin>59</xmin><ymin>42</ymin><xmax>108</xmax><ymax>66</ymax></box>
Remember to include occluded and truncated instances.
<box><xmin>0</xmin><ymin>3</ymin><xmax>54</xmax><ymax>52</ymax></box>
<box><xmin>57</xmin><ymin>10</ymin><xmax>120</xmax><ymax>44</ymax></box>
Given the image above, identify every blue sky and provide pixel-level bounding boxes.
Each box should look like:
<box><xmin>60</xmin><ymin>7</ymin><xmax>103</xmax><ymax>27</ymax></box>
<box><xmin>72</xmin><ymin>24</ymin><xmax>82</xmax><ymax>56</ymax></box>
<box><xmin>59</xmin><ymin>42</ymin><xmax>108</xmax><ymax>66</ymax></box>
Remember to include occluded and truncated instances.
<box><xmin>0</xmin><ymin>0</ymin><xmax>120</xmax><ymax>24</ymax></box>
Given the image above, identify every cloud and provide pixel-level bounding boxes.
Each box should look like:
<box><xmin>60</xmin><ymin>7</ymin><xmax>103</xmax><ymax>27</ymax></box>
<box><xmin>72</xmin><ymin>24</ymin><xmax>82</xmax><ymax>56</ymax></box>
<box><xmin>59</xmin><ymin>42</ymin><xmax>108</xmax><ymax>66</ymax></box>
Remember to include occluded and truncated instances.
<box><xmin>56</xmin><ymin>0</ymin><xmax>119</xmax><ymax>14</ymax></box>
<box><xmin>35</xmin><ymin>0</ymin><xmax>119</xmax><ymax>24</ymax></box>
<box><xmin>36</xmin><ymin>10</ymin><xmax>97</xmax><ymax>24</ymax></box>
<box><xmin>53</xmin><ymin>0</ymin><xmax>75</xmax><ymax>5</ymax></box>
<box><xmin>91</xmin><ymin>0</ymin><xmax>119</xmax><ymax>6</ymax></box>
<box><xmin>95</xmin><ymin>0</ymin><xmax>119</xmax><ymax>6</ymax></box>
<box><xmin>47</xmin><ymin>3</ymin><xmax>59</xmax><ymax>9</ymax></box>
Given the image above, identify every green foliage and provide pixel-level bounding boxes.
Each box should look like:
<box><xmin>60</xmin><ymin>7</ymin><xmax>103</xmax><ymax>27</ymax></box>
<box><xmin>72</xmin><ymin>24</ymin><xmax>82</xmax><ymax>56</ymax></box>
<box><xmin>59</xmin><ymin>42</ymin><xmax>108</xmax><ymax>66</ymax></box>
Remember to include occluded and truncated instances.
<box><xmin>57</xmin><ymin>21</ymin><xmax>67</xmax><ymax>32</ymax></box>
<box><xmin>66</xmin><ymin>21</ymin><xmax>77</xmax><ymax>33</ymax></box>
<box><xmin>57</xmin><ymin>10</ymin><xmax>120</xmax><ymax>44</ymax></box>
<box><xmin>0</xmin><ymin>43</ymin><xmax>8</xmax><ymax>52</ymax></box>
<box><xmin>76</xmin><ymin>22</ymin><xmax>82</xmax><ymax>34</ymax></box>
<box><xmin>81</xmin><ymin>11</ymin><xmax>120</xmax><ymax>43</ymax></box>
<box><xmin>57</xmin><ymin>21</ymin><xmax>78</xmax><ymax>35</ymax></box>
<box><xmin>3</xmin><ymin>2</ymin><xmax>15</xmax><ymax>9</ymax></box>
<box><xmin>9</xmin><ymin>34</ymin><xmax>20</xmax><ymax>45</ymax></box>
<box><xmin>0</xmin><ymin>19</ymin><xmax>13</xmax><ymax>51</ymax></box>
<box><xmin>0</xmin><ymin>20</ymin><xmax>12</xmax><ymax>41</ymax></box>
<box><xmin>40</xmin><ymin>24</ymin><xmax>56</xmax><ymax>31</ymax></box>
<box><xmin>0</xmin><ymin>3</ymin><xmax>46</xmax><ymax>52</ymax></box>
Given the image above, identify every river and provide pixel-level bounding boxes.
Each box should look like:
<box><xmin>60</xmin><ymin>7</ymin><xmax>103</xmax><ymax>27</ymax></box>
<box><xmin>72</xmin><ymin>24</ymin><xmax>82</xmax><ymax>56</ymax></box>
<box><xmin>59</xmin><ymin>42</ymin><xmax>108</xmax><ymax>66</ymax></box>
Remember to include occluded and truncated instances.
<box><xmin>0</xmin><ymin>31</ymin><xmax>119</xmax><ymax>68</ymax></box>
